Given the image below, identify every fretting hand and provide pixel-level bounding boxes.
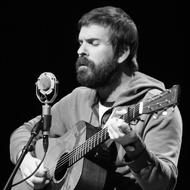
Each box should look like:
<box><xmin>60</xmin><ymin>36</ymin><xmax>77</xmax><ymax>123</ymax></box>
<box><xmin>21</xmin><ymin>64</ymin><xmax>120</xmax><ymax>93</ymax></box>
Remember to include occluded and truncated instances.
<box><xmin>106</xmin><ymin>116</ymin><xmax>138</xmax><ymax>147</ymax></box>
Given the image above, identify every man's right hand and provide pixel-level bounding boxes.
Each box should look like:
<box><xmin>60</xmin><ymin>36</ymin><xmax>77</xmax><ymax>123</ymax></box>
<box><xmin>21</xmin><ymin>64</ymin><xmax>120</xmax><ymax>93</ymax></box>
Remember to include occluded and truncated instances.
<box><xmin>19</xmin><ymin>152</ymin><xmax>50</xmax><ymax>189</ymax></box>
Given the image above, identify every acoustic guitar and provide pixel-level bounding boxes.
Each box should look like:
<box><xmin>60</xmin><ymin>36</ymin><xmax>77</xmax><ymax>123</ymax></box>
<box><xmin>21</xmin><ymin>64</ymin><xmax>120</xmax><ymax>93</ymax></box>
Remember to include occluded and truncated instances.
<box><xmin>11</xmin><ymin>85</ymin><xmax>180</xmax><ymax>190</ymax></box>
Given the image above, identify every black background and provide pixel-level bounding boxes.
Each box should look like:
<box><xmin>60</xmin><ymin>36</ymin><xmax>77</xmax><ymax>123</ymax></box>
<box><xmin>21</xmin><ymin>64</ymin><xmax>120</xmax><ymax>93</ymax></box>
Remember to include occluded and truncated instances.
<box><xmin>1</xmin><ymin>1</ymin><xmax>186</xmax><ymax>189</ymax></box>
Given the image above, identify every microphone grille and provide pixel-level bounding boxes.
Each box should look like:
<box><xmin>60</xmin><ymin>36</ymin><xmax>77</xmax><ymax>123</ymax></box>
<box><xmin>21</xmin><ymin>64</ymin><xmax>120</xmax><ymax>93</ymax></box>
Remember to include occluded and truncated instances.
<box><xmin>39</xmin><ymin>76</ymin><xmax>51</xmax><ymax>91</ymax></box>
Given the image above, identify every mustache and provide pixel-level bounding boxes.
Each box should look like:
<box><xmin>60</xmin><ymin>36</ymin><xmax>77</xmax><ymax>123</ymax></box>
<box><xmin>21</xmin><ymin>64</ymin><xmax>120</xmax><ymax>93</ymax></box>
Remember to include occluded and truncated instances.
<box><xmin>76</xmin><ymin>57</ymin><xmax>94</xmax><ymax>68</ymax></box>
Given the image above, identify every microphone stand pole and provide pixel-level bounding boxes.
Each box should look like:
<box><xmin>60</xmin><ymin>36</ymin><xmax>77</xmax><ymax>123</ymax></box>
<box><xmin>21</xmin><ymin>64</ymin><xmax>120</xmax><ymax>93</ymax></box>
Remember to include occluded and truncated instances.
<box><xmin>3</xmin><ymin>119</ymin><xmax>43</xmax><ymax>190</ymax></box>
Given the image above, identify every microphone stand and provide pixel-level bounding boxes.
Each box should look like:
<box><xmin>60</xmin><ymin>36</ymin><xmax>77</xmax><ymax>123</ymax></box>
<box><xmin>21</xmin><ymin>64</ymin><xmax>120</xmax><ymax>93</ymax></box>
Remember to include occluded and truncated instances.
<box><xmin>3</xmin><ymin>72</ymin><xmax>58</xmax><ymax>190</ymax></box>
<box><xmin>3</xmin><ymin>119</ymin><xmax>43</xmax><ymax>190</ymax></box>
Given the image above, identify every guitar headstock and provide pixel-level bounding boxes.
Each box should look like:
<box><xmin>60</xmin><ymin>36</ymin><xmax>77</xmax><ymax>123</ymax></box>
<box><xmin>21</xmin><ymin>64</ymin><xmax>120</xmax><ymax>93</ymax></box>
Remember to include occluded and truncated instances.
<box><xmin>142</xmin><ymin>85</ymin><xmax>180</xmax><ymax>114</ymax></box>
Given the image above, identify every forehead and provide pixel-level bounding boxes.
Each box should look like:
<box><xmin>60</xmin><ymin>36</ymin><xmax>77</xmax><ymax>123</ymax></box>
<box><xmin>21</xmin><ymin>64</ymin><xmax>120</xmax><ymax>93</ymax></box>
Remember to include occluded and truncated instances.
<box><xmin>78</xmin><ymin>24</ymin><xmax>111</xmax><ymax>41</ymax></box>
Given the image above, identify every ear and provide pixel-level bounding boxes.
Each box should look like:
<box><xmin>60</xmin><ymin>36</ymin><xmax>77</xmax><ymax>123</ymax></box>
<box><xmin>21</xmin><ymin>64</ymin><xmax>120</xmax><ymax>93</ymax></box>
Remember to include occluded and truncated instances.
<box><xmin>117</xmin><ymin>48</ymin><xmax>130</xmax><ymax>64</ymax></box>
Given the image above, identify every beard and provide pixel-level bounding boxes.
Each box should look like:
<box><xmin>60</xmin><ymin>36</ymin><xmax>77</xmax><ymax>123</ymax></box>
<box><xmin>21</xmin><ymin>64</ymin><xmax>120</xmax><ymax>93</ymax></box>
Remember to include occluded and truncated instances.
<box><xmin>76</xmin><ymin>56</ymin><xmax>118</xmax><ymax>89</ymax></box>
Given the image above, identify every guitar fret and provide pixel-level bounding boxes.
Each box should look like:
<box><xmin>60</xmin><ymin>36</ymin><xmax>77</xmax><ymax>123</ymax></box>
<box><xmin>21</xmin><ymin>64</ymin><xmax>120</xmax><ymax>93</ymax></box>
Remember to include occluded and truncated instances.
<box><xmin>81</xmin><ymin>143</ymin><xmax>84</xmax><ymax>157</ymax></box>
<box><xmin>75</xmin><ymin>147</ymin><xmax>79</xmax><ymax>162</ymax></box>
<box><xmin>89</xmin><ymin>137</ymin><xmax>92</xmax><ymax>150</ymax></box>
<box><xmin>132</xmin><ymin>107</ymin><xmax>135</xmax><ymax>118</ymax></box>
<box><xmin>69</xmin><ymin>150</ymin><xmax>74</xmax><ymax>166</ymax></box>
<box><xmin>77</xmin><ymin>145</ymin><xmax>81</xmax><ymax>160</ymax></box>
<box><xmin>86</xmin><ymin>140</ymin><xmax>89</xmax><ymax>152</ymax></box>
<box><xmin>71</xmin><ymin>151</ymin><xmax>74</xmax><ymax>165</ymax></box>
<box><xmin>74</xmin><ymin>148</ymin><xmax>78</xmax><ymax>162</ymax></box>
<box><xmin>68</xmin><ymin>154</ymin><xmax>72</xmax><ymax>166</ymax></box>
<box><xmin>99</xmin><ymin>130</ymin><xmax>102</xmax><ymax>141</ymax></box>
<box><xmin>104</xmin><ymin>128</ymin><xmax>107</xmax><ymax>139</ymax></box>
<box><xmin>84</xmin><ymin>142</ymin><xmax>87</xmax><ymax>155</ymax></box>
<box><xmin>81</xmin><ymin>143</ymin><xmax>85</xmax><ymax>157</ymax></box>
<box><xmin>99</xmin><ymin>130</ymin><xmax>102</xmax><ymax>143</ymax></box>
<box><xmin>90</xmin><ymin>136</ymin><xmax>93</xmax><ymax>150</ymax></box>
<box><xmin>129</xmin><ymin>107</ymin><xmax>133</xmax><ymax>121</ymax></box>
<box><xmin>97</xmin><ymin>130</ymin><xmax>100</xmax><ymax>146</ymax></box>
<box><xmin>93</xmin><ymin>135</ymin><xmax>96</xmax><ymax>148</ymax></box>
<box><xmin>78</xmin><ymin>146</ymin><xmax>81</xmax><ymax>159</ymax></box>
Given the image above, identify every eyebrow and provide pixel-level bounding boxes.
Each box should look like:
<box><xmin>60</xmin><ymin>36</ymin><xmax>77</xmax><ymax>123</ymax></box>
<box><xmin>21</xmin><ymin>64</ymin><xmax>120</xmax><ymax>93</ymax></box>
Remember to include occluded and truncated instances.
<box><xmin>78</xmin><ymin>38</ymin><xmax>100</xmax><ymax>43</ymax></box>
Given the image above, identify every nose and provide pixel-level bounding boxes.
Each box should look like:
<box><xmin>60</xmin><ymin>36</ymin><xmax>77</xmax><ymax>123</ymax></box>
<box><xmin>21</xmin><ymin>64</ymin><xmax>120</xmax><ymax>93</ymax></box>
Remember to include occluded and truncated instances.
<box><xmin>77</xmin><ymin>42</ymin><xmax>88</xmax><ymax>57</ymax></box>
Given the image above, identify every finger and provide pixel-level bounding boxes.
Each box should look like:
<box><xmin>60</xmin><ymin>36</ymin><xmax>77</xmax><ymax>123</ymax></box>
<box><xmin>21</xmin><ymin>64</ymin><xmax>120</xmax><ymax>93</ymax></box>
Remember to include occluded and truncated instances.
<box><xmin>107</xmin><ymin>124</ymin><xmax>114</xmax><ymax>139</ymax></box>
<box><xmin>32</xmin><ymin>175</ymin><xmax>47</xmax><ymax>184</ymax></box>
<box><xmin>44</xmin><ymin>179</ymin><xmax>50</xmax><ymax>185</ymax></box>
<box><xmin>21</xmin><ymin>167</ymin><xmax>33</xmax><ymax>179</ymax></box>
<box><xmin>35</xmin><ymin>171</ymin><xmax>47</xmax><ymax>178</ymax></box>
<box><xmin>111</xmin><ymin>118</ymin><xmax>126</xmax><ymax>135</ymax></box>
<box><xmin>107</xmin><ymin>118</ymin><xmax>123</xmax><ymax>134</ymax></box>
<box><xmin>22</xmin><ymin>160</ymin><xmax>46</xmax><ymax>179</ymax></box>
<box><xmin>34</xmin><ymin>161</ymin><xmax>48</xmax><ymax>177</ymax></box>
<box><xmin>108</xmin><ymin>123</ymin><xmax>123</xmax><ymax>139</ymax></box>
<box><xmin>21</xmin><ymin>168</ymin><xmax>35</xmax><ymax>187</ymax></box>
<box><xmin>118</xmin><ymin>123</ymin><xmax>132</xmax><ymax>134</ymax></box>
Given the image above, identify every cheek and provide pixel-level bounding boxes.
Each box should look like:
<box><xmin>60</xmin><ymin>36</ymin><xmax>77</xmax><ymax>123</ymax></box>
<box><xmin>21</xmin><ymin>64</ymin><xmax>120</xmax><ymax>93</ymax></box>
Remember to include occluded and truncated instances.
<box><xmin>90</xmin><ymin>47</ymin><xmax>114</xmax><ymax>64</ymax></box>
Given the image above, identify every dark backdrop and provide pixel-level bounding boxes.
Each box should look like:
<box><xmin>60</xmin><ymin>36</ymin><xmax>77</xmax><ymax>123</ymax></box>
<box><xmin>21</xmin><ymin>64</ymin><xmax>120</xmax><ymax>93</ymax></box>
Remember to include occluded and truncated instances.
<box><xmin>1</xmin><ymin>1</ymin><xmax>186</xmax><ymax>189</ymax></box>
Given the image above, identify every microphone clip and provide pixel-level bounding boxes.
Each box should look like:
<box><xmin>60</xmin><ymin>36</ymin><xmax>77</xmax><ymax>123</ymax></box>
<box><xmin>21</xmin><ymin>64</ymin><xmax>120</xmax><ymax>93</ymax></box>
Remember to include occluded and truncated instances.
<box><xmin>42</xmin><ymin>103</ymin><xmax>52</xmax><ymax>152</ymax></box>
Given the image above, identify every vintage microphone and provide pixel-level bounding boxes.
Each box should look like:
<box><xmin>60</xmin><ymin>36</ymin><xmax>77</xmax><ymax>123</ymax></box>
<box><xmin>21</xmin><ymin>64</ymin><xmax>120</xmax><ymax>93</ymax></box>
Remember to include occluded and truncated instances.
<box><xmin>36</xmin><ymin>72</ymin><xmax>58</xmax><ymax>152</ymax></box>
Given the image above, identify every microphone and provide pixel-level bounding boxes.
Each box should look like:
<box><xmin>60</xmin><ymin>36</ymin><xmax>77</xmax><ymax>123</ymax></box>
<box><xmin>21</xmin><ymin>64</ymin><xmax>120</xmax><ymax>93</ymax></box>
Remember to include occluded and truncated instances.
<box><xmin>35</xmin><ymin>72</ymin><xmax>58</xmax><ymax>152</ymax></box>
<box><xmin>36</xmin><ymin>72</ymin><xmax>58</xmax><ymax>95</ymax></box>
<box><xmin>36</xmin><ymin>72</ymin><xmax>58</xmax><ymax>104</ymax></box>
<box><xmin>38</xmin><ymin>75</ymin><xmax>52</xmax><ymax>92</ymax></box>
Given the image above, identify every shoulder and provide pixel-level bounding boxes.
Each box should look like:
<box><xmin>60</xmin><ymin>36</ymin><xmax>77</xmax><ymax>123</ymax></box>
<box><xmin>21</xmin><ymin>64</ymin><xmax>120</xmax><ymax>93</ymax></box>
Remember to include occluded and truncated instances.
<box><xmin>55</xmin><ymin>86</ymin><xmax>95</xmax><ymax>106</ymax></box>
<box><xmin>72</xmin><ymin>86</ymin><xmax>94</xmax><ymax>96</ymax></box>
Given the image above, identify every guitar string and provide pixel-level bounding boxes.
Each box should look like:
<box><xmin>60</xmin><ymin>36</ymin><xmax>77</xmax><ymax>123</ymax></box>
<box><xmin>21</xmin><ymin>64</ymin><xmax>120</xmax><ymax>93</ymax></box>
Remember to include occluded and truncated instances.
<box><xmin>45</xmin><ymin>126</ymin><xmax>108</xmax><ymax>177</ymax></box>
<box><xmin>46</xmin><ymin>128</ymin><xmax>108</xmax><ymax>177</ymax></box>
<box><xmin>44</xmin><ymin>97</ymin><xmax>172</xmax><ymax>177</ymax></box>
<box><xmin>56</xmin><ymin>127</ymin><xmax>107</xmax><ymax>169</ymax></box>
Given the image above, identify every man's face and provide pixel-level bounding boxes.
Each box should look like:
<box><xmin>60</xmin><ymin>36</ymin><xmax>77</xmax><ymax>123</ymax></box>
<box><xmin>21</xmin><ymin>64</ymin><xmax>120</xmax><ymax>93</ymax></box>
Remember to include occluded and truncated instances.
<box><xmin>76</xmin><ymin>24</ymin><xmax>118</xmax><ymax>88</ymax></box>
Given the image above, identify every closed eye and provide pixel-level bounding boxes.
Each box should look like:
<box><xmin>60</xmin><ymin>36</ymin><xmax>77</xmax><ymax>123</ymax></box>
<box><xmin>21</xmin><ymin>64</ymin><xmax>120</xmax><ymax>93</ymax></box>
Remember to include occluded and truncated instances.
<box><xmin>86</xmin><ymin>39</ymin><xmax>100</xmax><ymax>46</ymax></box>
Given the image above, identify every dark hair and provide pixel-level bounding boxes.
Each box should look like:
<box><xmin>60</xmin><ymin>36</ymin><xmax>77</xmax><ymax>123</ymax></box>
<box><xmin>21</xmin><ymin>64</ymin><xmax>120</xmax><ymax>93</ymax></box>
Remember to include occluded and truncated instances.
<box><xmin>78</xmin><ymin>6</ymin><xmax>139</xmax><ymax>73</ymax></box>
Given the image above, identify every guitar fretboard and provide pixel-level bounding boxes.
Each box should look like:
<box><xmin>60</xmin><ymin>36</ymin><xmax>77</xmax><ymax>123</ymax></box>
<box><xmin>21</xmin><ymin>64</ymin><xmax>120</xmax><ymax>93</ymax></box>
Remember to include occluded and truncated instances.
<box><xmin>68</xmin><ymin>127</ymin><xmax>109</xmax><ymax>166</ymax></box>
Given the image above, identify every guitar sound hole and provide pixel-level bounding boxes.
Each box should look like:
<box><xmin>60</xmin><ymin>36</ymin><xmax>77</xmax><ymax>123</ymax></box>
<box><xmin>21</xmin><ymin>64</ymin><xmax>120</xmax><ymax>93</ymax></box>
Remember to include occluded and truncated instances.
<box><xmin>54</xmin><ymin>153</ymin><xmax>69</xmax><ymax>181</ymax></box>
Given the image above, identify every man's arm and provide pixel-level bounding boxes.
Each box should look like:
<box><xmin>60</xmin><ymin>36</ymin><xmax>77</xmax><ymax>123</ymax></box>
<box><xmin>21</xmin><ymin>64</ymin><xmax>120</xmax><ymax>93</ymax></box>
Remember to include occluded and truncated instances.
<box><xmin>107</xmin><ymin>106</ymin><xmax>183</xmax><ymax>190</ymax></box>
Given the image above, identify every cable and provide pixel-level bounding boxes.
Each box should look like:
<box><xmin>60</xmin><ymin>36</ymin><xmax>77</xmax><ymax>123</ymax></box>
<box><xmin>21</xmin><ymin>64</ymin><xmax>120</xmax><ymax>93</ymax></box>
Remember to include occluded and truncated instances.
<box><xmin>11</xmin><ymin>151</ymin><xmax>47</xmax><ymax>188</ymax></box>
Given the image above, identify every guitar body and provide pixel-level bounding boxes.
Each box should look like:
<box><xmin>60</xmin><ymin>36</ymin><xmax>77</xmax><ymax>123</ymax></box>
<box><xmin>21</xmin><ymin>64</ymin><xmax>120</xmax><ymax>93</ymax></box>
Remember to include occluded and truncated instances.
<box><xmin>11</xmin><ymin>121</ymin><xmax>107</xmax><ymax>190</ymax></box>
